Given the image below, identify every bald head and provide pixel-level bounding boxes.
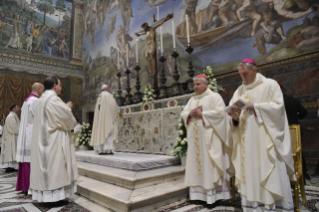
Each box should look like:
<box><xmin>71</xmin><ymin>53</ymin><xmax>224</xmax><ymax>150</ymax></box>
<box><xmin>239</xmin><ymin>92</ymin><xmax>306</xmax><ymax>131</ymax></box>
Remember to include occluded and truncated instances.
<box><xmin>32</xmin><ymin>82</ymin><xmax>44</xmax><ymax>97</ymax></box>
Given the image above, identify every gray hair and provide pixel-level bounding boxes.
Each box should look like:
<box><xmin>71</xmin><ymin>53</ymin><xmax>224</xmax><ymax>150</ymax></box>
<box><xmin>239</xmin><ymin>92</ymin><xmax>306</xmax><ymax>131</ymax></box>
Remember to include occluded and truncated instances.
<box><xmin>238</xmin><ymin>62</ymin><xmax>256</xmax><ymax>70</ymax></box>
<box><xmin>101</xmin><ymin>84</ymin><xmax>108</xmax><ymax>91</ymax></box>
<box><xmin>193</xmin><ymin>77</ymin><xmax>208</xmax><ymax>84</ymax></box>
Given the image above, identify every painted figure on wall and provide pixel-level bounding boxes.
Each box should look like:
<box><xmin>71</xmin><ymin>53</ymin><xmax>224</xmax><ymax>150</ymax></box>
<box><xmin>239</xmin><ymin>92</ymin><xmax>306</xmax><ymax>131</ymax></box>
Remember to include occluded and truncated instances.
<box><xmin>0</xmin><ymin>0</ymin><xmax>72</xmax><ymax>60</ymax></box>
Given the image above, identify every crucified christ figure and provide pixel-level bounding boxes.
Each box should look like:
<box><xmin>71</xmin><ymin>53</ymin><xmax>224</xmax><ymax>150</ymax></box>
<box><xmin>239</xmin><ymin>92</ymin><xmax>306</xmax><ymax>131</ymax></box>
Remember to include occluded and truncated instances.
<box><xmin>135</xmin><ymin>13</ymin><xmax>173</xmax><ymax>76</ymax></box>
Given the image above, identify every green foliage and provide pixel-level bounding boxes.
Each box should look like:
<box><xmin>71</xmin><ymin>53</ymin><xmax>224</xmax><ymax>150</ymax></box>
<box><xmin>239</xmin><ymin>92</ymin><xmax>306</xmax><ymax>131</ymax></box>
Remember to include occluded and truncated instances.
<box><xmin>168</xmin><ymin>118</ymin><xmax>187</xmax><ymax>159</ymax></box>
<box><xmin>55</xmin><ymin>0</ymin><xmax>66</xmax><ymax>12</ymax></box>
<box><xmin>142</xmin><ymin>85</ymin><xmax>156</xmax><ymax>105</ymax></box>
<box><xmin>36</xmin><ymin>0</ymin><xmax>55</xmax><ymax>25</ymax></box>
<box><xmin>76</xmin><ymin>122</ymin><xmax>93</xmax><ymax>150</ymax></box>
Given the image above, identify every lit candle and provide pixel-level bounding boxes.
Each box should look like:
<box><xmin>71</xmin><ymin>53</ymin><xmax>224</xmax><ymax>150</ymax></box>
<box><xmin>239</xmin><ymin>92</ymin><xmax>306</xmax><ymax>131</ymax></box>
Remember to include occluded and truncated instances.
<box><xmin>186</xmin><ymin>15</ymin><xmax>190</xmax><ymax>46</ymax></box>
<box><xmin>126</xmin><ymin>44</ymin><xmax>129</xmax><ymax>67</ymax></box>
<box><xmin>136</xmin><ymin>39</ymin><xmax>138</xmax><ymax>63</ymax></box>
<box><xmin>117</xmin><ymin>49</ymin><xmax>119</xmax><ymax>70</ymax></box>
<box><xmin>160</xmin><ymin>27</ymin><xmax>163</xmax><ymax>56</ymax></box>
<box><xmin>172</xmin><ymin>20</ymin><xmax>176</xmax><ymax>50</ymax></box>
<box><xmin>157</xmin><ymin>6</ymin><xmax>159</xmax><ymax>21</ymax></box>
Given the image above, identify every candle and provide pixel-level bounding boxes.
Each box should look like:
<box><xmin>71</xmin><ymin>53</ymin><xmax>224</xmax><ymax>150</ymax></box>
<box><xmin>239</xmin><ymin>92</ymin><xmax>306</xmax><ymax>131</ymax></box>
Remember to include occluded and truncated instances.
<box><xmin>126</xmin><ymin>44</ymin><xmax>129</xmax><ymax>67</ymax></box>
<box><xmin>157</xmin><ymin>6</ymin><xmax>159</xmax><ymax>21</ymax></box>
<box><xmin>186</xmin><ymin>15</ymin><xmax>190</xmax><ymax>45</ymax></box>
<box><xmin>136</xmin><ymin>39</ymin><xmax>138</xmax><ymax>63</ymax></box>
<box><xmin>117</xmin><ymin>49</ymin><xmax>120</xmax><ymax>70</ymax></box>
<box><xmin>172</xmin><ymin>20</ymin><xmax>176</xmax><ymax>50</ymax></box>
<box><xmin>160</xmin><ymin>27</ymin><xmax>163</xmax><ymax>56</ymax></box>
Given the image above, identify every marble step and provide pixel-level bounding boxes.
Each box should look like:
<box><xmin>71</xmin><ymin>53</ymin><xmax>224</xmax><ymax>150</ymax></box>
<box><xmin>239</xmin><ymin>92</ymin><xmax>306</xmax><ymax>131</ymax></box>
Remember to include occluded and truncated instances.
<box><xmin>77</xmin><ymin>175</ymin><xmax>188</xmax><ymax>212</ymax></box>
<box><xmin>77</xmin><ymin>161</ymin><xmax>185</xmax><ymax>189</ymax></box>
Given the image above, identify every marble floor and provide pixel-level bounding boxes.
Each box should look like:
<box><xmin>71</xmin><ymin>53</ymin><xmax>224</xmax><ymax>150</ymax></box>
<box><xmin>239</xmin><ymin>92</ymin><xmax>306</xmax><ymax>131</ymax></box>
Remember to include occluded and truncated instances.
<box><xmin>1</xmin><ymin>168</ymin><xmax>319</xmax><ymax>212</ymax></box>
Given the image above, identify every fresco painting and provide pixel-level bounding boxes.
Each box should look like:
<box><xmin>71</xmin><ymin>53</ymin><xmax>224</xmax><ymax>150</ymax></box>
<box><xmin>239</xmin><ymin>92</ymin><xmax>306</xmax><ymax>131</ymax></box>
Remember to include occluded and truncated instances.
<box><xmin>83</xmin><ymin>0</ymin><xmax>319</xmax><ymax>105</ymax></box>
<box><xmin>0</xmin><ymin>0</ymin><xmax>72</xmax><ymax>60</ymax></box>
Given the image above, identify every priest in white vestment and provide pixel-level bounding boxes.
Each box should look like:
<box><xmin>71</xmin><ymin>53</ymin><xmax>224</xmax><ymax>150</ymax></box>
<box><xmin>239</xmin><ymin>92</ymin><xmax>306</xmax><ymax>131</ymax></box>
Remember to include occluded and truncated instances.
<box><xmin>0</xmin><ymin>118</ymin><xmax>4</xmax><ymax>152</ymax></box>
<box><xmin>181</xmin><ymin>75</ymin><xmax>231</xmax><ymax>208</ymax></box>
<box><xmin>228</xmin><ymin>59</ymin><xmax>295</xmax><ymax>212</ymax></box>
<box><xmin>0</xmin><ymin>104</ymin><xmax>21</xmax><ymax>171</ymax></box>
<box><xmin>29</xmin><ymin>77</ymin><xmax>78</xmax><ymax>203</ymax></box>
<box><xmin>91</xmin><ymin>84</ymin><xmax>120</xmax><ymax>154</ymax></box>
<box><xmin>16</xmin><ymin>83</ymin><xmax>44</xmax><ymax>194</ymax></box>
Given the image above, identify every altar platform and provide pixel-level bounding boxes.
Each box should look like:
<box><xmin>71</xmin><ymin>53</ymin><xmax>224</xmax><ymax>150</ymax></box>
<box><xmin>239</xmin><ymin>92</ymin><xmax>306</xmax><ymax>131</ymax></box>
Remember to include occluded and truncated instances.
<box><xmin>75</xmin><ymin>151</ymin><xmax>188</xmax><ymax>212</ymax></box>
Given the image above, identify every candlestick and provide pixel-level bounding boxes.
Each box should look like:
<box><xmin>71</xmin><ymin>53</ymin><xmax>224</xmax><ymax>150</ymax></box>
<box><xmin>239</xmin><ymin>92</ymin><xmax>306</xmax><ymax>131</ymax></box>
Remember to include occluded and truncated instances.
<box><xmin>171</xmin><ymin>50</ymin><xmax>181</xmax><ymax>96</ymax></box>
<box><xmin>186</xmin><ymin>15</ymin><xmax>190</xmax><ymax>45</ymax></box>
<box><xmin>117</xmin><ymin>49</ymin><xmax>120</xmax><ymax>70</ymax></box>
<box><xmin>126</xmin><ymin>44</ymin><xmax>129</xmax><ymax>67</ymax></box>
<box><xmin>160</xmin><ymin>27</ymin><xmax>163</xmax><ymax>56</ymax></box>
<box><xmin>158</xmin><ymin>56</ymin><xmax>167</xmax><ymax>99</ymax></box>
<box><xmin>136</xmin><ymin>39</ymin><xmax>138</xmax><ymax>63</ymax></box>
<box><xmin>172</xmin><ymin>20</ymin><xmax>176</xmax><ymax>50</ymax></box>
<box><xmin>134</xmin><ymin>64</ymin><xmax>143</xmax><ymax>103</ymax></box>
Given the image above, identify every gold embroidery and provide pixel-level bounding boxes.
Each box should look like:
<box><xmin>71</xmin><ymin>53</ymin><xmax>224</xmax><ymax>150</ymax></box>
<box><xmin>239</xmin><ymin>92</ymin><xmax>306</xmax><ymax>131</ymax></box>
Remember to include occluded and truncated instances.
<box><xmin>240</xmin><ymin>109</ymin><xmax>247</xmax><ymax>185</ymax></box>
<box><xmin>193</xmin><ymin>101</ymin><xmax>202</xmax><ymax>176</ymax></box>
<box><xmin>244</xmin><ymin>93</ymin><xmax>251</xmax><ymax>101</ymax></box>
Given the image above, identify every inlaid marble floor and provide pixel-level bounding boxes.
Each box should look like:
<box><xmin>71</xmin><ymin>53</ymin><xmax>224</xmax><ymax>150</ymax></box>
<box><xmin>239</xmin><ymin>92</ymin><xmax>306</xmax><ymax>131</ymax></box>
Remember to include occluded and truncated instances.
<box><xmin>1</xmin><ymin>168</ymin><xmax>319</xmax><ymax>212</ymax></box>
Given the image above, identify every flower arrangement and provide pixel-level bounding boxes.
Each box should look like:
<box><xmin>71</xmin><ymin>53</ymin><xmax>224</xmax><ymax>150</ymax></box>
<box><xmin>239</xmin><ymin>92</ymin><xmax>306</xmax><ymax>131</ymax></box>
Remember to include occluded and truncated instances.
<box><xmin>76</xmin><ymin>122</ymin><xmax>93</xmax><ymax>150</ymax></box>
<box><xmin>168</xmin><ymin>118</ymin><xmax>187</xmax><ymax>159</ymax></box>
<box><xmin>203</xmin><ymin>66</ymin><xmax>225</xmax><ymax>93</ymax></box>
<box><xmin>142</xmin><ymin>84</ymin><xmax>156</xmax><ymax>104</ymax></box>
<box><xmin>112</xmin><ymin>92</ymin><xmax>118</xmax><ymax>99</ymax></box>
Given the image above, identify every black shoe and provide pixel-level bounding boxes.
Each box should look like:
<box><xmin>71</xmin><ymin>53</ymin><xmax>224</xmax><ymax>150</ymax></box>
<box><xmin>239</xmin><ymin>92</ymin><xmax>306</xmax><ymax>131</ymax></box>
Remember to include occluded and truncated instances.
<box><xmin>45</xmin><ymin>200</ymin><xmax>69</xmax><ymax>207</ymax></box>
<box><xmin>190</xmin><ymin>200</ymin><xmax>205</xmax><ymax>205</ymax></box>
<box><xmin>5</xmin><ymin>167</ymin><xmax>15</xmax><ymax>173</ymax></box>
<box><xmin>109</xmin><ymin>152</ymin><xmax>114</xmax><ymax>155</ymax></box>
<box><xmin>206</xmin><ymin>200</ymin><xmax>220</xmax><ymax>209</ymax></box>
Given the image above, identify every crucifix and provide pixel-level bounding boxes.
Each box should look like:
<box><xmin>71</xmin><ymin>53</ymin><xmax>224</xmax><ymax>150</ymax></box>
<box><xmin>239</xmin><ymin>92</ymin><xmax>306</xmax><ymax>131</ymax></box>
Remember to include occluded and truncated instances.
<box><xmin>135</xmin><ymin>13</ymin><xmax>173</xmax><ymax>98</ymax></box>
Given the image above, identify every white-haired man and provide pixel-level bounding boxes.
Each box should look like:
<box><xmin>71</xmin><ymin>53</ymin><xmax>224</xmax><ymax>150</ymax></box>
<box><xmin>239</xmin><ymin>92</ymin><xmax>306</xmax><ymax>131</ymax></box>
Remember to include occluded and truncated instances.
<box><xmin>181</xmin><ymin>75</ymin><xmax>231</xmax><ymax>209</ymax></box>
<box><xmin>228</xmin><ymin>58</ymin><xmax>295</xmax><ymax>211</ymax></box>
<box><xmin>91</xmin><ymin>84</ymin><xmax>120</xmax><ymax>154</ymax></box>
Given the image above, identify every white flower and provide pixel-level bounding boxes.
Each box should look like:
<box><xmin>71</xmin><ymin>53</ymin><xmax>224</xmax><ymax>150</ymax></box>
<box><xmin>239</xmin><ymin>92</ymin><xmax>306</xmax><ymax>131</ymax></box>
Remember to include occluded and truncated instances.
<box><xmin>179</xmin><ymin>130</ymin><xmax>183</xmax><ymax>135</ymax></box>
<box><xmin>181</xmin><ymin>141</ymin><xmax>185</xmax><ymax>145</ymax></box>
<box><xmin>177</xmin><ymin>137</ymin><xmax>181</xmax><ymax>141</ymax></box>
<box><xmin>76</xmin><ymin>138</ymin><xmax>79</xmax><ymax>142</ymax></box>
<box><xmin>178</xmin><ymin>123</ymin><xmax>182</xmax><ymax>127</ymax></box>
<box><xmin>209</xmin><ymin>85</ymin><xmax>213</xmax><ymax>89</ymax></box>
<box><xmin>183</xmin><ymin>138</ymin><xmax>187</xmax><ymax>142</ymax></box>
<box><xmin>89</xmin><ymin>130</ymin><xmax>92</xmax><ymax>132</ymax></box>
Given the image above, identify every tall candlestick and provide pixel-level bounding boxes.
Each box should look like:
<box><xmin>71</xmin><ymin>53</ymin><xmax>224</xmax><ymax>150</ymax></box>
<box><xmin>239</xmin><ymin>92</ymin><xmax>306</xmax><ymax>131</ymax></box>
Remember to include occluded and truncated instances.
<box><xmin>172</xmin><ymin>20</ymin><xmax>176</xmax><ymax>50</ymax></box>
<box><xmin>160</xmin><ymin>27</ymin><xmax>163</xmax><ymax>56</ymax></box>
<box><xmin>136</xmin><ymin>39</ymin><xmax>138</xmax><ymax>63</ymax></box>
<box><xmin>126</xmin><ymin>44</ymin><xmax>129</xmax><ymax>67</ymax></box>
<box><xmin>117</xmin><ymin>49</ymin><xmax>120</xmax><ymax>70</ymax></box>
<box><xmin>157</xmin><ymin>6</ymin><xmax>159</xmax><ymax>21</ymax></box>
<box><xmin>186</xmin><ymin>15</ymin><xmax>190</xmax><ymax>45</ymax></box>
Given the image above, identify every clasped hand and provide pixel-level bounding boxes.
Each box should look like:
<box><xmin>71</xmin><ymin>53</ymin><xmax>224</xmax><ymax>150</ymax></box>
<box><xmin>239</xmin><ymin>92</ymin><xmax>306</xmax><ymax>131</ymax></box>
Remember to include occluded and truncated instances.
<box><xmin>189</xmin><ymin>108</ymin><xmax>202</xmax><ymax>118</ymax></box>
<box><xmin>66</xmin><ymin>101</ymin><xmax>73</xmax><ymax>109</ymax></box>
<box><xmin>229</xmin><ymin>102</ymin><xmax>254</xmax><ymax>120</ymax></box>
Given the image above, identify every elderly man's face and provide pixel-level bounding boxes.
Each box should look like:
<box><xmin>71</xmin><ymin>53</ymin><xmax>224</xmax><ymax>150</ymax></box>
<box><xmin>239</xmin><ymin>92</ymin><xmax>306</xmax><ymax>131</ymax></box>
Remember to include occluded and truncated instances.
<box><xmin>238</xmin><ymin>65</ymin><xmax>257</xmax><ymax>85</ymax></box>
<box><xmin>194</xmin><ymin>79</ymin><xmax>208</xmax><ymax>95</ymax></box>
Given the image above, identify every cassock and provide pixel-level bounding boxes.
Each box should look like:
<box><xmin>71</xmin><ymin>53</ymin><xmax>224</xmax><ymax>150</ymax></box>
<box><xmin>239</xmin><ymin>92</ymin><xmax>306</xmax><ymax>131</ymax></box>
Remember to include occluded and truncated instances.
<box><xmin>91</xmin><ymin>91</ymin><xmax>120</xmax><ymax>154</ymax></box>
<box><xmin>16</xmin><ymin>94</ymin><xmax>39</xmax><ymax>192</ymax></box>
<box><xmin>181</xmin><ymin>88</ymin><xmax>231</xmax><ymax>204</ymax></box>
<box><xmin>229</xmin><ymin>73</ymin><xmax>295</xmax><ymax>211</ymax></box>
<box><xmin>0</xmin><ymin>111</ymin><xmax>20</xmax><ymax>169</ymax></box>
<box><xmin>29</xmin><ymin>90</ymin><xmax>78</xmax><ymax>202</ymax></box>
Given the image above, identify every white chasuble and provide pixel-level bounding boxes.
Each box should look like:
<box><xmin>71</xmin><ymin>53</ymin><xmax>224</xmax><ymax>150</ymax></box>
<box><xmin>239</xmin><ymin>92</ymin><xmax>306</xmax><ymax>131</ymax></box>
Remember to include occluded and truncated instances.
<box><xmin>29</xmin><ymin>90</ymin><xmax>78</xmax><ymax>202</ymax></box>
<box><xmin>181</xmin><ymin>88</ymin><xmax>231</xmax><ymax>204</ymax></box>
<box><xmin>91</xmin><ymin>91</ymin><xmax>120</xmax><ymax>153</ymax></box>
<box><xmin>16</xmin><ymin>96</ymin><xmax>38</xmax><ymax>163</ymax></box>
<box><xmin>1</xmin><ymin>111</ymin><xmax>20</xmax><ymax>168</ymax></box>
<box><xmin>229</xmin><ymin>73</ymin><xmax>294</xmax><ymax>211</ymax></box>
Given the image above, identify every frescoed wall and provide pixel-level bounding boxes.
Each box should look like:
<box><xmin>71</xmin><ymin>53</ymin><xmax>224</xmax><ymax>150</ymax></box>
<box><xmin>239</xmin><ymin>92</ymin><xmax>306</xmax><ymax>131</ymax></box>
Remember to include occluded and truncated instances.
<box><xmin>82</xmin><ymin>0</ymin><xmax>318</xmax><ymax>105</ymax></box>
<box><xmin>0</xmin><ymin>0</ymin><xmax>72</xmax><ymax>60</ymax></box>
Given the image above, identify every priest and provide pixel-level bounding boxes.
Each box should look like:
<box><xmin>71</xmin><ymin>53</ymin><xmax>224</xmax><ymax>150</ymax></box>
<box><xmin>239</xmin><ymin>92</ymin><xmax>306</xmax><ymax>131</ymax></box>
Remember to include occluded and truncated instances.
<box><xmin>29</xmin><ymin>76</ymin><xmax>78</xmax><ymax>204</ymax></box>
<box><xmin>16</xmin><ymin>83</ymin><xmax>44</xmax><ymax>194</ymax></box>
<box><xmin>0</xmin><ymin>104</ymin><xmax>21</xmax><ymax>172</ymax></box>
<box><xmin>181</xmin><ymin>75</ymin><xmax>231</xmax><ymax>208</ymax></box>
<box><xmin>228</xmin><ymin>58</ymin><xmax>295</xmax><ymax>211</ymax></box>
<box><xmin>91</xmin><ymin>84</ymin><xmax>120</xmax><ymax>154</ymax></box>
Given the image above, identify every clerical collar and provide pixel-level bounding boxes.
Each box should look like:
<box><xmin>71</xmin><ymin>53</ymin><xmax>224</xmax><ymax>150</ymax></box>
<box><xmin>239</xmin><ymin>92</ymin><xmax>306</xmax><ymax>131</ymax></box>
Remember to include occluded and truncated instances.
<box><xmin>243</xmin><ymin>76</ymin><xmax>257</xmax><ymax>86</ymax></box>
<box><xmin>194</xmin><ymin>88</ymin><xmax>212</xmax><ymax>99</ymax></box>
<box><xmin>44</xmin><ymin>90</ymin><xmax>57</xmax><ymax>96</ymax></box>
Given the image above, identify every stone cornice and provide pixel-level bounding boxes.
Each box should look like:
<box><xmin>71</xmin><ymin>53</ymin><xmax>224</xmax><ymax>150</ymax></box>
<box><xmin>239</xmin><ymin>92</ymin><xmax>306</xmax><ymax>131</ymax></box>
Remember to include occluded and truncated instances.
<box><xmin>0</xmin><ymin>51</ymin><xmax>83</xmax><ymax>78</ymax></box>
